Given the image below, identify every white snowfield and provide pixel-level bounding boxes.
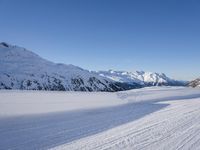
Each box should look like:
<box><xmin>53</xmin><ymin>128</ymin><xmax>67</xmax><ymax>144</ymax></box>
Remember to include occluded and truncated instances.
<box><xmin>1</xmin><ymin>87</ymin><xmax>200</xmax><ymax>150</ymax></box>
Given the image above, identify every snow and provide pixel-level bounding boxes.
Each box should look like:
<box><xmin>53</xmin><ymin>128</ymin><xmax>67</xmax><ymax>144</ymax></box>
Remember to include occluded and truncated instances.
<box><xmin>0</xmin><ymin>43</ymin><xmax>184</xmax><ymax>91</ymax></box>
<box><xmin>188</xmin><ymin>78</ymin><xmax>200</xmax><ymax>88</ymax></box>
<box><xmin>1</xmin><ymin>87</ymin><xmax>200</xmax><ymax>149</ymax></box>
<box><xmin>0</xmin><ymin>43</ymin><xmax>117</xmax><ymax>91</ymax></box>
<box><xmin>97</xmin><ymin>70</ymin><xmax>180</xmax><ymax>86</ymax></box>
<box><xmin>0</xmin><ymin>90</ymin><xmax>124</xmax><ymax>117</ymax></box>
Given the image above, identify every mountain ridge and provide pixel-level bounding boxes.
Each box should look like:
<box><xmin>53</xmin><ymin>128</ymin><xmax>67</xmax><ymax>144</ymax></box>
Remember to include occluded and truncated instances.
<box><xmin>188</xmin><ymin>78</ymin><xmax>200</xmax><ymax>88</ymax></box>
<box><xmin>0</xmin><ymin>42</ymin><xmax>185</xmax><ymax>91</ymax></box>
<box><xmin>96</xmin><ymin>70</ymin><xmax>184</xmax><ymax>86</ymax></box>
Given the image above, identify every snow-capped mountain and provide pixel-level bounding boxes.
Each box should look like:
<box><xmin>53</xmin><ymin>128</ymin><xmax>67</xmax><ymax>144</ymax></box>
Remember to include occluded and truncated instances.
<box><xmin>188</xmin><ymin>78</ymin><xmax>200</xmax><ymax>88</ymax></box>
<box><xmin>0</xmin><ymin>42</ymin><xmax>185</xmax><ymax>91</ymax></box>
<box><xmin>97</xmin><ymin>70</ymin><xmax>184</xmax><ymax>86</ymax></box>
<box><xmin>0</xmin><ymin>42</ymin><xmax>128</xmax><ymax>91</ymax></box>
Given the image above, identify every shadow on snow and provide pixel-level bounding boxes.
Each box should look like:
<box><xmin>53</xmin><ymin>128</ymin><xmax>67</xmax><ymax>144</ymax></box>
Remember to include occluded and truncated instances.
<box><xmin>1</xmin><ymin>92</ymin><xmax>200</xmax><ymax>149</ymax></box>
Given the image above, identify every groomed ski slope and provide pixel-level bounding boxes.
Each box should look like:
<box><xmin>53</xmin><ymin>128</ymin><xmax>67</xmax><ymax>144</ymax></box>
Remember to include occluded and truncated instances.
<box><xmin>1</xmin><ymin>87</ymin><xmax>200</xmax><ymax>150</ymax></box>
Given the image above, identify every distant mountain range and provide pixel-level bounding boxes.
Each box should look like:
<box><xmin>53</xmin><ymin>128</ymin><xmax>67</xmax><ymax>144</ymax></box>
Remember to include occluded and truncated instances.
<box><xmin>97</xmin><ymin>70</ymin><xmax>184</xmax><ymax>86</ymax></box>
<box><xmin>0</xmin><ymin>42</ymin><xmax>186</xmax><ymax>91</ymax></box>
<box><xmin>188</xmin><ymin>78</ymin><xmax>200</xmax><ymax>88</ymax></box>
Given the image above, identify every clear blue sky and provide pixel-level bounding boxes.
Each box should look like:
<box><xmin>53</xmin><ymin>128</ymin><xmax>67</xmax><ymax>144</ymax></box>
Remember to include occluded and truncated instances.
<box><xmin>0</xmin><ymin>0</ymin><xmax>200</xmax><ymax>80</ymax></box>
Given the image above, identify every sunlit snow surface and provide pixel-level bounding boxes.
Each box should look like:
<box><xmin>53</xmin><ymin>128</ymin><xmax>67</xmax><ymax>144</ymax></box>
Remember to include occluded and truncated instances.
<box><xmin>1</xmin><ymin>87</ymin><xmax>200</xmax><ymax>150</ymax></box>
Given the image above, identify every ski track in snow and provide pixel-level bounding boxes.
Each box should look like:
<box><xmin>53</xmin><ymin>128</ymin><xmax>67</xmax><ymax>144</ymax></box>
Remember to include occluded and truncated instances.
<box><xmin>1</xmin><ymin>87</ymin><xmax>200</xmax><ymax>150</ymax></box>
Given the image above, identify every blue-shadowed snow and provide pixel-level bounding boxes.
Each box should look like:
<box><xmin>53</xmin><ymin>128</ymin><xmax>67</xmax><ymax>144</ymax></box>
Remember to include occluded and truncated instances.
<box><xmin>1</xmin><ymin>87</ymin><xmax>200</xmax><ymax>150</ymax></box>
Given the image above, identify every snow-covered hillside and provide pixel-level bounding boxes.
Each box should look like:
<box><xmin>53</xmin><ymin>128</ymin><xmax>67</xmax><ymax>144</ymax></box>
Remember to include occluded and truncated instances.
<box><xmin>0</xmin><ymin>42</ymin><xmax>184</xmax><ymax>91</ymax></box>
<box><xmin>0</xmin><ymin>42</ymin><xmax>126</xmax><ymax>91</ymax></box>
<box><xmin>188</xmin><ymin>78</ymin><xmax>200</xmax><ymax>88</ymax></box>
<box><xmin>1</xmin><ymin>87</ymin><xmax>200</xmax><ymax>149</ymax></box>
<box><xmin>98</xmin><ymin>70</ymin><xmax>184</xmax><ymax>86</ymax></box>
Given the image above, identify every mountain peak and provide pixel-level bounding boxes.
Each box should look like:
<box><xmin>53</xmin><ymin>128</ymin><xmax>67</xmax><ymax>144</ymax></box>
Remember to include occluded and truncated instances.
<box><xmin>0</xmin><ymin>42</ymin><xmax>185</xmax><ymax>91</ymax></box>
<box><xmin>188</xmin><ymin>78</ymin><xmax>200</xmax><ymax>88</ymax></box>
<box><xmin>0</xmin><ymin>43</ymin><xmax>125</xmax><ymax>91</ymax></box>
<box><xmin>0</xmin><ymin>42</ymin><xmax>11</xmax><ymax>48</ymax></box>
<box><xmin>97</xmin><ymin>70</ymin><xmax>184</xmax><ymax>86</ymax></box>
<box><xmin>0</xmin><ymin>43</ymin><xmax>42</xmax><ymax>62</ymax></box>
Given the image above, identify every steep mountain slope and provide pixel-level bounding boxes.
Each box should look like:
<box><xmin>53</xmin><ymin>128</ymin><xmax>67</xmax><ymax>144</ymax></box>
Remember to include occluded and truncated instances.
<box><xmin>0</xmin><ymin>42</ymin><xmax>126</xmax><ymax>91</ymax></box>
<box><xmin>97</xmin><ymin>70</ymin><xmax>184</xmax><ymax>86</ymax></box>
<box><xmin>188</xmin><ymin>78</ymin><xmax>200</xmax><ymax>88</ymax></box>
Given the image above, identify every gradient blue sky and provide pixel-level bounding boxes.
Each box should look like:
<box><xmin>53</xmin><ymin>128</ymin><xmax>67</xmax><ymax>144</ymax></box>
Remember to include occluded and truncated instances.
<box><xmin>0</xmin><ymin>0</ymin><xmax>200</xmax><ymax>80</ymax></box>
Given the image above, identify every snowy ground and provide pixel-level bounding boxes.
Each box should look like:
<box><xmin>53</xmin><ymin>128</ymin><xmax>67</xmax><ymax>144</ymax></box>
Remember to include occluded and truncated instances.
<box><xmin>1</xmin><ymin>87</ymin><xmax>200</xmax><ymax>150</ymax></box>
